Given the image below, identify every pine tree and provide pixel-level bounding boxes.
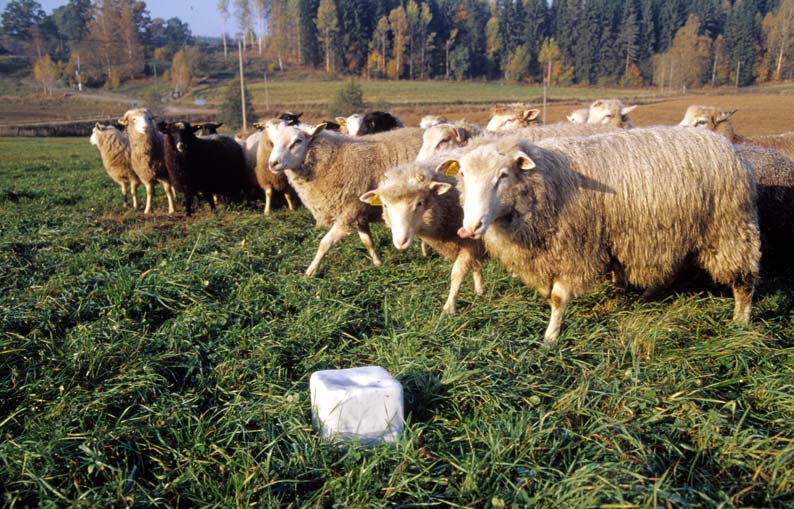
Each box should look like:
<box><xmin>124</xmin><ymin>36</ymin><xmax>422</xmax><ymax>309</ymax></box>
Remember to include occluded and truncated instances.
<box><xmin>619</xmin><ymin>0</ymin><xmax>640</xmax><ymax>80</ymax></box>
<box><xmin>725</xmin><ymin>0</ymin><xmax>760</xmax><ymax>86</ymax></box>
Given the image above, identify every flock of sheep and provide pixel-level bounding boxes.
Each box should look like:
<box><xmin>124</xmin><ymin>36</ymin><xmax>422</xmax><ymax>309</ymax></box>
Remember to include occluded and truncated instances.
<box><xmin>89</xmin><ymin>98</ymin><xmax>794</xmax><ymax>345</ymax></box>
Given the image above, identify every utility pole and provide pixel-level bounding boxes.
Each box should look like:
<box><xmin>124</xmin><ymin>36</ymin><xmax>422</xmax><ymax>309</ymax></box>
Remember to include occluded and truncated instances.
<box><xmin>238</xmin><ymin>39</ymin><xmax>247</xmax><ymax>132</ymax></box>
<box><xmin>264</xmin><ymin>71</ymin><xmax>270</xmax><ymax>110</ymax></box>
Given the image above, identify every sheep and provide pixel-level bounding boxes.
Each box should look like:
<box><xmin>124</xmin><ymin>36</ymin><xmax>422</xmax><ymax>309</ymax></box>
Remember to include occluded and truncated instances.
<box><xmin>195</xmin><ymin>122</ymin><xmax>223</xmax><ymax>136</ymax></box>
<box><xmin>335</xmin><ymin>113</ymin><xmax>362</xmax><ymax>136</ymax></box>
<box><xmin>678</xmin><ymin>105</ymin><xmax>794</xmax><ymax>159</ymax></box>
<box><xmin>360</xmin><ymin>161</ymin><xmax>486</xmax><ymax>314</ymax></box>
<box><xmin>486</xmin><ymin>104</ymin><xmax>542</xmax><ymax>132</ymax></box>
<box><xmin>566</xmin><ymin>108</ymin><xmax>589</xmax><ymax>124</ymax></box>
<box><xmin>118</xmin><ymin>108</ymin><xmax>176</xmax><ymax>214</ymax></box>
<box><xmin>452</xmin><ymin>127</ymin><xmax>760</xmax><ymax>345</ymax></box>
<box><xmin>587</xmin><ymin>99</ymin><xmax>637</xmax><ymax>128</ymax></box>
<box><xmin>158</xmin><ymin>121</ymin><xmax>250</xmax><ymax>216</ymax></box>
<box><xmin>277</xmin><ymin>112</ymin><xmax>303</xmax><ymax>125</ymax></box>
<box><xmin>357</xmin><ymin>111</ymin><xmax>405</xmax><ymax>136</ymax></box>
<box><xmin>420</xmin><ymin>115</ymin><xmax>448</xmax><ymax>129</ymax></box>
<box><xmin>267</xmin><ymin>122</ymin><xmax>425</xmax><ymax>276</ymax></box>
<box><xmin>254</xmin><ymin>118</ymin><xmax>298</xmax><ymax>215</ymax></box>
<box><xmin>89</xmin><ymin>122</ymin><xmax>141</xmax><ymax>209</ymax></box>
<box><xmin>417</xmin><ymin>121</ymin><xmax>618</xmax><ymax>162</ymax></box>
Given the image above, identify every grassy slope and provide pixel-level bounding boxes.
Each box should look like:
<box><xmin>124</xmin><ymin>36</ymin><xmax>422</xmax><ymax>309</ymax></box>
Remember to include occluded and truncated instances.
<box><xmin>1</xmin><ymin>138</ymin><xmax>793</xmax><ymax>508</ymax></box>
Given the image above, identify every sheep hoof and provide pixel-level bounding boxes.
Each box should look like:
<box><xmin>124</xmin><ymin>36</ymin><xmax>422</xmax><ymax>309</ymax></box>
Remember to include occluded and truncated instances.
<box><xmin>372</xmin><ymin>258</ymin><xmax>382</xmax><ymax>267</ymax></box>
<box><xmin>443</xmin><ymin>304</ymin><xmax>456</xmax><ymax>315</ymax></box>
<box><xmin>305</xmin><ymin>267</ymin><xmax>318</xmax><ymax>277</ymax></box>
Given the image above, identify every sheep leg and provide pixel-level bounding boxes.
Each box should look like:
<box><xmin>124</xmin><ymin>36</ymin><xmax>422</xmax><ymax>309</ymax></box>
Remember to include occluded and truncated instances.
<box><xmin>306</xmin><ymin>223</ymin><xmax>349</xmax><ymax>277</ymax></box>
<box><xmin>472</xmin><ymin>268</ymin><xmax>485</xmax><ymax>296</ymax></box>
<box><xmin>119</xmin><ymin>182</ymin><xmax>128</xmax><ymax>207</ymax></box>
<box><xmin>130</xmin><ymin>181</ymin><xmax>139</xmax><ymax>209</ymax></box>
<box><xmin>264</xmin><ymin>188</ymin><xmax>272</xmax><ymax>215</ymax></box>
<box><xmin>421</xmin><ymin>240</ymin><xmax>429</xmax><ymax>257</ymax></box>
<box><xmin>357</xmin><ymin>226</ymin><xmax>382</xmax><ymax>267</ymax></box>
<box><xmin>443</xmin><ymin>255</ymin><xmax>468</xmax><ymax>315</ymax></box>
<box><xmin>544</xmin><ymin>281</ymin><xmax>571</xmax><ymax>345</ymax></box>
<box><xmin>161</xmin><ymin>181</ymin><xmax>175</xmax><ymax>215</ymax></box>
<box><xmin>142</xmin><ymin>181</ymin><xmax>154</xmax><ymax>214</ymax></box>
<box><xmin>732</xmin><ymin>283</ymin><xmax>754</xmax><ymax>324</ymax></box>
<box><xmin>284</xmin><ymin>192</ymin><xmax>296</xmax><ymax>211</ymax></box>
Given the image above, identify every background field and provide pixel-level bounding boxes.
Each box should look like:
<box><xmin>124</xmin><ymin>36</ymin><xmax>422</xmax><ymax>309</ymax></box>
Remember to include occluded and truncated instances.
<box><xmin>1</xmin><ymin>122</ymin><xmax>793</xmax><ymax>505</ymax></box>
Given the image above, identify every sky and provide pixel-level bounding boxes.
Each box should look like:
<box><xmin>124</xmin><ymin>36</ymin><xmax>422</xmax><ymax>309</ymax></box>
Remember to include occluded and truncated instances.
<box><xmin>0</xmin><ymin>0</ymin><xmax>224</xmax><ymax>37</ymax></box>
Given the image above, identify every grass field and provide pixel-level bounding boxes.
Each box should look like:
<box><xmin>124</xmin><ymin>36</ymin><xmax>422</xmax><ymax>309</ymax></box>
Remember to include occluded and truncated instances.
<box><xmin>1</xmin><ymin>137</ymin><xmax>793</xmax><ymax>508</ymax></box>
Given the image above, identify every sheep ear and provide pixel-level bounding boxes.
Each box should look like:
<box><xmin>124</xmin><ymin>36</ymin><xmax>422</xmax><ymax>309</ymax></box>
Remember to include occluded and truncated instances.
<box><xmin>359</xmin><ymin>190</ymin><xmax>382</xmax><ymax>206</ymax></box>
<box><xmin>190</xmin><ymin>124</ymin><xmax>201</xmax><ymax>133</ymax></box>
<box><xmin>429</xmin><ymin>182</ymin><xmax>453</xmax><ymax>195</ymax></box>
<box><xmin>156</xmin><ymin>121</ymin><xmax>167</xmax><ymax>133</ymax></box>
<box><xmin>118</xmin><ymin>114</ymin><xmax>129</xmax><ymax>126</ymax></box>
<box><xmin>295</xmin><ymin>112</ymin><xmax>303</xmax><ymax>119</ymax></box>
<box><xmin>523</xmin><ymin>109</ymin><xmax>541</xmax><ymax>121</ymax></box>
<box><xmin>216</xmin><ymin>122</ymin><xmax>223</xmax><ymax>129</ymax></box>
<box><xmin>308</xmin><ymin>123</ymin><xmax>327</xmax><ymax>137</ymax></box>
<box><xmin>194</xmin><ymin>124</ymin><xmax>203</xmax><ymax>130</ymax></box>
<box><xmin>566</xmin><ymin>114</ymin><xmax>575</xmax><ymax>123</ymax></box>
<box><xmin>435</xmin><ymin>160</ymin><xmax>460</xmax><ymax>176</ymax></box>
<box><xmin>719</xmin><ymin>110</ymin><xmax>736</xmax><ymax>122</ymax></box>
<box><xmin>515</xmin><ymin>151</ymin><xmax>536</xmax><ymax>171</ymax></box>
<box><xmin>451</xmin><ymin>127</ymin><xmax>467</xmax><ymax>144</ymax></box>
<box><xmin>621</xmin><ymin>105</ymin><xmax>637</xmax><ymax>115</ymax></box>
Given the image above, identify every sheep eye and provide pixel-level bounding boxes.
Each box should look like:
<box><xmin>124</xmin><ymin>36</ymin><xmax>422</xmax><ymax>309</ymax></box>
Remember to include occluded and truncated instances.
<box><xmin>498</xmin><ymin>171</ymin><xmax>509</xmax><ymax>181</ymax></box>
<box><xmin>695</xmin><ymin>119</ymin><xmax>707</xmax><ymax>126</ymax></box>
<box><xmin>416</xmin><ymin>199</ymin><xmax>424</xmax><ymax>209</ymax></box>
<box><xmin>289</xmin><ymin>139</ymin><xmax>301</xmax><ymax>150</ymax></box>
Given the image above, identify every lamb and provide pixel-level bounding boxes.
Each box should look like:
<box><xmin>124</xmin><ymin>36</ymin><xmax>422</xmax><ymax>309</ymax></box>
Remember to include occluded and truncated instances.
<box><xmin>452</xmin><ymin>127</ymin><xmax>760</xmax><ymax>344</ymax></box>
<box><xmin>158</xmin><ymin>121</ymin><xmax>250</xmax><ymax>216</ymax></box>
<box><xmin>118</xmin><ymin>108</ymin><xmax>176</xmax><ymax>214</ymax></box>
<box><xmin>566</xmin><ymin>108</ymin><xmax>589</xmax><ymax>124</ymax></box>
<box><xmin>267</xmin><ymin>123</ymin><xmax>424</xmax><ymax>276</ymax></box>
<box><xmin>195</xmin><ymin>122</ymin><xmax>223</xmax><ymax>136</ymax></box>
<box><xmin>417</xmin><ymin>121</ymin><xmax>618</xmax><ymax>162</ymax></box>
<box><xmin>587</xmin><ymin>99</ymin><xmax>637</xmax><ymax>128</ymax></box>
<box><xmin>360</xmin><ymin>161</ymin><xmax>486</xmax><ymax>314</ymax></box>
<box><xmin>678</xmin><ymin>105</ymin><xmax>794</xmax><ymax>159</ymax></box>
<box><xmin>254</xmin><ymin>119</ymin><xmax>297</xmax><ymax>215</ymax></box>
<box><xmin>89</xmin><ymin>122</ymin><xmax>141</xmax><ymax>209</ymax></box>
<box><xmin>420</xmin><ymin>115</ymin><xmax>448</xmax><ymax>129</ymax></box>
<box><xmin>486</xmin><ymin>104</ymin><xmax>542</xmax><ymax>132</ymax></box>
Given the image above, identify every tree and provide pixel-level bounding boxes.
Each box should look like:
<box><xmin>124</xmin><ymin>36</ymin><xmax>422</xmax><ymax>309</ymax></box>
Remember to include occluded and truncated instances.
<box><xmin>327</xmin><ymin>78</ymin><xmax>365</xmax><ymax>116</ymax></box>
<box><xmin>370</xmin><ymin>15</ymin><xmax>389</xmax><ymax>78</ymax></box>
<box><xmin>389</xmin><ymin>5</ymin><xmax>408</xmax><ymax>79</ymax></box>
<box><xmin>619</xmin><ymin>1</ymin><xmax>640</xmax><ymax>81</ymax></box>
<box><xmin>538</xmin><ymin>37</ymin><xmax>560</xmax><ymax>86</ymax></box>
<box><xmin>505</xmin><ymin>43</ymin><xmax>531</xmax><ymax>82</ymax></box>
<box><xmin>315</xmin><ymin>0</ymin><xmax>339</xmax><ymax>73</ymax></box>
<box><xmin>1</xmin><ymin>0</ymin><xmax>45</xmax><ymax>40</ymax></box>
<box><xmin>218</xmin><ymin>0</ymin><xmax>230</xmax><ymax>61</ymax></box>
<box><xmin>50</xmin><ymin>0</ymin><xmax>91</xmax><ymax>56</ymax></box>
<box><xmin>235</xmin><ymin>0</ymin><xmax>253</xmax><ymax>49</ymax></box>
<box><xmin>118</xmin><ymin>0</ymin><xmax>145</xmax><ymax>79</ymax></box>
<box><xmin>765</xmin><ymin>0</ymin><xmax>794</xmax><ymax>80</ymax></box>
<box><xmin>724</xmin><ymin>0</ymin><xmax>760</xmax><ymax>86</ymax></box>
<box><xmin>33</xmin><ymin>53</ymin><xmax>59</xmax><ymax>94</ymax></box>
<box><xmin>653</xmin><ymin>15</ymin><xmax>712</xmax><ymax>92</ymax></box>
<box><xmin>170</xmin><ymin>49</ymin><xmax>190</xmax><ymax>95</ymax></box>
<box><xmin>219</xmin><ymin>76</ymin><xmax>255</xmax><ymax>130</ymax></box>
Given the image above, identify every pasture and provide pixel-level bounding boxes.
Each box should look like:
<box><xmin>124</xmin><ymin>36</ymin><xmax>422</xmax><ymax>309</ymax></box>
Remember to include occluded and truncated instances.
<box><xmin>1</xmin><ymin>133</ymin><xmax>793</xmax><ymax>508</ymax></box>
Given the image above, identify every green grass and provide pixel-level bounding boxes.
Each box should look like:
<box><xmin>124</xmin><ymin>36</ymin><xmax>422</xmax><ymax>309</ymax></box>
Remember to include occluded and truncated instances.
<box><xmin>1</xmin><ymin>137</ymin><xmax>793</xmax><ymax>507</ymax></box>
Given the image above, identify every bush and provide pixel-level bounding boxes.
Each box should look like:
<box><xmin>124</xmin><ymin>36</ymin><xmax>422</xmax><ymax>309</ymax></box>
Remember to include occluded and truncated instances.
<box><xmin>327</xmin><ymin>78</ymin><xmax>366</xmax><ymax>117</ymax></box>
<box><xmin>219</xmin><ymin>77</ymin><xmax>255</xmax><ymax>130</ymax></box>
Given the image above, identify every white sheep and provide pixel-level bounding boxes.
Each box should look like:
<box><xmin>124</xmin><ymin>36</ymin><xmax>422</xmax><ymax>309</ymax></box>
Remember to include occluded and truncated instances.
<box><xmin>566</xmin><ymin>108</ymin><xmax>590</xmax><ymax>123</ymax></box>
<box><xmin>586</xmin><ymin>99</ymin><xmax>637</xmax><ymax>128</ymax></box>
<box><xmin>486</xmin><ymin>104</ymin><xmax>542</xmax><ymax>132</ymax></box>
<box><xmin>267</xmin><ymin>123</ymin><xmax>425</xmax><ymax>276</ymax></box>
<box><xmin>118</xmin><ymin>108</ymin><xmax>176</xmax><ymax>214</ymax></box>
<box><xmin>453</xmin><ymin>127</ymin><xmax>760</xmax><ymax>344</ymax></box>
<box><xmin>360</xmin><ymin>161</ymin><xmax>486</xmax><ymax>314</ymax></box>
<box><xmin>89</xmin><ymin>123</ymin><xmax>141</xmax><ymax>209</ymax></box>
<box><xmin>420</xmin><ymin>115</ymin><xmax>448</xmax><ymax>129</ymax></box>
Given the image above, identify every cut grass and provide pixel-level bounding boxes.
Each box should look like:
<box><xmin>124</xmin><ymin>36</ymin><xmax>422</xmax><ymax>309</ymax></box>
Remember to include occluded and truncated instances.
<box><xmin>1</xmin><ymin>137</ymin><xmax>793</xmax><ymax>507</ymax></box>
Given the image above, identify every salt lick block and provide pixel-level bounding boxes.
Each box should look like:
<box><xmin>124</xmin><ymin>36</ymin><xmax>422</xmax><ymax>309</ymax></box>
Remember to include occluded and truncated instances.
<box><xmin>310</xmin><ymin>366</ymin><xmax>404</xmax><ymax>444</ymax></box>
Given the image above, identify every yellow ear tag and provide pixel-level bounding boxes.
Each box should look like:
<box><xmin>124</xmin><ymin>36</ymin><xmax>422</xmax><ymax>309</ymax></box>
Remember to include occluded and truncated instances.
<box><xmin>370</xmin><ymin>194</ymin><xmax>382</xmax><ymax>206</ymax></box>
<box><xmin>338</xmin><ymin>118</ymin><xmax>346</xmax><ymax>127</ymax></box>
<box><xmin>445</xmin><ymin>161</ymin><xmax>460</xmax><ymax>177</ymax></box>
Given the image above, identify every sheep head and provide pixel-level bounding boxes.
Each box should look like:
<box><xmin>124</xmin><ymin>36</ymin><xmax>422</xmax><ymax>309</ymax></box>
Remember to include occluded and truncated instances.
<box><xmin>566</xmin><ymin>108</ymin><xmax>589</xmax><ymax>124</ymax></box>
<box><xmin>417</xmin><ymin>124</ymin><xmax>470</xmax><ymax>162</ymax></box>
<box><xmin>360</xmin><ymin>163</ymin><xmax>452</xmax><ymax>250</ymax></box>
<box><xmin>486</xmin><ymin>106</ymin><xmax>542</xmax><ymax>132</ymax></box>
<box><xmin>455</xmin><ymin>140</ymin><xmax>536</xmax><ymax>240</ymax></box>
<box><xmin>268</xmin><ymin>122</ymin><xmax>326</xmax><ymax>173</ymax></box>
<box><xmin>678</xmin><ymin>105</ymin><xmax>736</xmax><ymax>130</ymax></box>
<box><xmin>119</xmin><ymin>108</ymin><xmax>156</xmax><ymax>135</ymax></box>
<box><xmin>160</xmin><ymin>121</ymin><xmax>199</xmax><ymax>153</ymax></box>
<box><xmin>587</xmin><ymin>99</ymin><xmax>636</xmax><ymax>127</ymax></box>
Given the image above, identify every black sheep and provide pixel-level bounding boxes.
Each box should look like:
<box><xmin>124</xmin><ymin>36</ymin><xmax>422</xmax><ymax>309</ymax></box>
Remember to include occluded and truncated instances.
<box><xmin>357</xmin><ymin>111</ymin><xmax>403</xmax><ymax>135</ymax></box>
<box><xmin>195</xmin><ymin>122</ymin><xmax>223</xmax><ymax>136</ymax></box>
<box><xmin>277</xmin><ymin>111</ymin><xmax>340</xmax><ymax>131</ymax></box>
<box><xmin>158</xmin><ymin>121</ymin><xmax>251</xmax><ymax>216</ymax></box>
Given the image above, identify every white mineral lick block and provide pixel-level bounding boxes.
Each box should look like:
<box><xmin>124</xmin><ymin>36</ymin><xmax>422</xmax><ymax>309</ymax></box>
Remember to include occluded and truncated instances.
<box><xmin>310</xmin><ymin>366</ymin><xmax>404</xmax><ymax>444</ymax></box>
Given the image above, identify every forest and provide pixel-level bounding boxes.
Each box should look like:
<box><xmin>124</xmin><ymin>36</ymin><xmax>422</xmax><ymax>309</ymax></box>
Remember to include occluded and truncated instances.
<box><xmin>2</xmin><ymin>0</ymin><xmax>794</xmax><ymax>93</ymax></box>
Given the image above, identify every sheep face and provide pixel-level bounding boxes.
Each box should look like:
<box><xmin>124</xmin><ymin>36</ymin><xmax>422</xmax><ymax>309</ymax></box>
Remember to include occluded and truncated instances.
<box><xmin>360</xmin><ymin>167</ymin><xmax>452</xmax><ymax>250</ymax></box>
<box><xmin>566</xmin><ymin>108</ymin><xmax>589</xmax><ymax>124</ymax></box>
<box><xmin>454</xmin><ymin>143</ymin><xmax>536</xmax><ymax>239</ymax></box>
<box><xmin>417</xmin><ymin>124</ymin><xmax>469</xmax><ymax>162</ymax></box>
<box><xmin>486</xmin><ymin>108</ymin><xmax>541</xmax><ymax>132</ymax></box>
<box><xmin>119</xmin><ymin>108</ymin><xmax>156</xmax><ymax>135</ymax></box>
<box><xmin>90</xmin><ymin>124</ymin><xmax>101</xmax><ymax>146</ymax></box>
<box><xmin>678</xmin><ymin>105</ymin><xmax>735</xmax><ymax>130</ymax></box>
<box><xmin>161</xmin><ymin>121</ymin><xmax>200</xmax><ymax>153</ymax></box>
<box><xmin>268</xmin><ymin>123</ymin><xmax>325</xmax><ymax>173</ymax></box>
<box><xmin>587</xmin><ymin>100</ymin><xmax>636</xmax><ymax>126</ymax></box>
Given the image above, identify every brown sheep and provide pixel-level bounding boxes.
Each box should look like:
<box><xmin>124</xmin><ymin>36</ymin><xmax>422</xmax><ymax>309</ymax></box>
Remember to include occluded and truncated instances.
<box><xmin>89</xmin><ymin>123</ymin><xmax>140</xmax><ymax>209</ymax></box>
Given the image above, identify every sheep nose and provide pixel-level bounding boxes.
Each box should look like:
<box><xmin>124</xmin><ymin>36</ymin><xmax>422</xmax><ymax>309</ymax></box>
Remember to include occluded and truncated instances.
<box><xmin>395</xmin><ymin>237</ymin><xmax>412</xmax><ymax>250</ymax></box>
<box><xmin>269</xmin><ymin>160</ymin><xmax>281</xmax><ymax>172</ymax></box>
<box><xmin>176</xmin><ymin>142</ymin><xmax>186</xmax><ymax>152</ymax></box>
